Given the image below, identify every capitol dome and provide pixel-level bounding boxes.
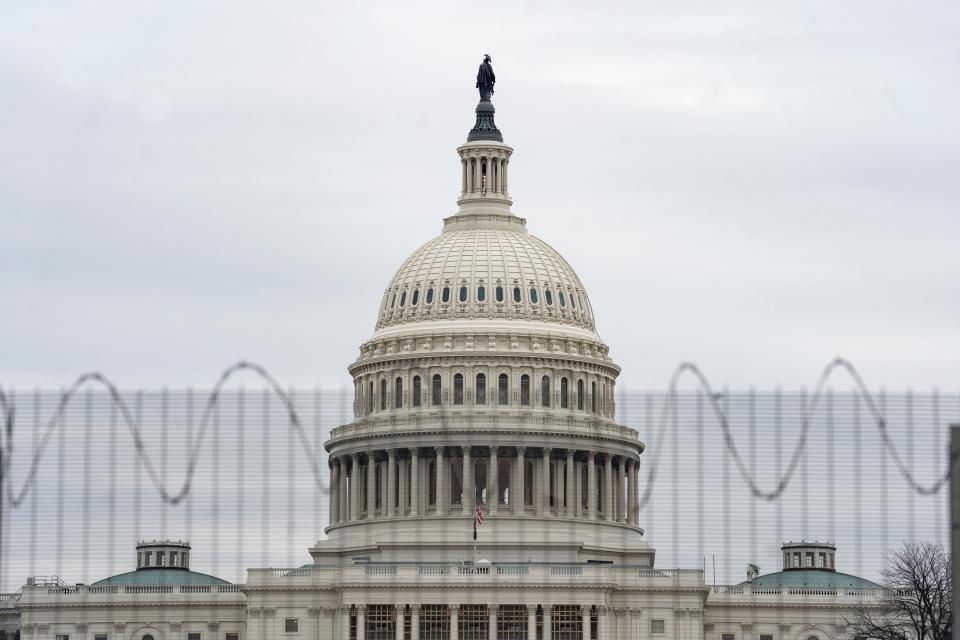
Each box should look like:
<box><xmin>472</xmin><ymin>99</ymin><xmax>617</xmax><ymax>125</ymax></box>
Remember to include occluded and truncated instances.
<box><xmin>375</xmin><ymin>219</ymin><xmax>597</xmax><ymax>334</ymax></box>
<box><xmin>321</xmin><ymin>96</ymin><xmax>645</xmax><ymax>565</ymax></box>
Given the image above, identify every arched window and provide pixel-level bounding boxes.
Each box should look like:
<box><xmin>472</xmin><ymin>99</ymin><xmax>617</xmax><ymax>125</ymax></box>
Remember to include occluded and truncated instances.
<box><xmin>495</xmin><ymin>286</ymin><xmax>504</xmax><ymax>302</ymax></box>
<box><xmin>399</xmin><ymin>290</ymin><xmax>406</xmax><ymax>307</ymax></box>
<box><xmin>427</xmin><ymin>461</ymin><xmax>437</xmax><ymax>506</ymax></box>
<box><xmin>367</xmin><ymin>381</ymin><xmax>373</xmax><ymax>414</ymax></box>
<box><xmin>413</xmin><ymin>376</ymin><xmax>422</xmax><ymax>407</ymax></box>
<box><xmin>390</xmin><ymin>291</ymin><xmax>397</xmax><ymax>308</ymax></box>
<box><xmin>513</xmin><ymin>286</ymin><xmax>522</xmax><ymax>303</ymax></box>
<box><xmin>498</xmin><ymin>459</ymin><xmax>511</xmax><ymax>505</ymax></box>
<box><xmin>545</xmin><ymin>289</ymin><xmax>553</xmax><ymax>306</ymax></box>
<box><xmin>395</xmin><ymin>377</ymin><xmax>403</xmax><ymax>409</ymax></box>
<box><xmin>529</xmin><ymin>288</ymin><xmax>539</xmax><ymax>304</ymax></box>
<box><xmin>451</xmin><ymin>460</ymin><xmax>463</xmax><ymax>505</ymax></box>
<box><xmin>559</xmin><ymin>291</ymin><xmax>566</xmax><ymax>307</ymax></box>
<box><xmin>577</xmin><ymin>380</ymin><xmax>585</xmax><ymax>410</ymax></box>
<box><xmin>477</xmin><ymin>285</ymin><xmax>486</xmax><ymax>302</ymax></box>
<box><xmin>454</xmin><ymin>373</ymin><xmax>464</xmax><ymax>405</ymax></box>
<box><xmin>524</xmin><ymin>460</ymin><xmax>534</xmax><ymax>506</ymax></box>
<box><xmin>601</xmin><ymin>383</ymin><xmax>606</xmax><ymax>415</ymax></box>
<box><xmin>498</xmin><ymin>374</ymin><xmax>509</xmax><ymax>405</ymax></box>
<box><xmin>426</xmin><ymin>287</ymin><xmax>434</xmax><ymax>304</ymax></box>
<box><xmin>442</xmin><ymin>286</ymin><xmax>451</xmax><ymax>303</ymax></box>
<box><xmin>591</xmin><ymin>381</ymin><xmax>597</xmax><ymax>413</ymax></box>
<box><xmin>432</xmin><ymin>374</ymin><xmax>442</xmax><ymax>406</ymax></box>
<box><xmin>520</xmin><ymin>374</ymin><xmax>530</xmax><ymax>406</ymax></box>
<box><xmin>570</xmin><ymin>291</ymin><xmax>576</xmax><ymax>309</ymax></box>
<box><xmin>411</xmin><ymin>289</ymin><xmax>419</xmax><ymax>306</ymax></box>
<box><xmin>380</xmin><ymin>379</ymin><xmax>387</xmax><ymax>411</ymax></box>
<box><xmin>459</xmin><ymin>286</ymin><xmax>468</xmax><ymax>302</ymax></box>
<box><xmin>375</xmin><ymin>463</ymin><xmax>383</xmax><ymax>509</ymax></box>
<box><xmin>142</xmin><ymin>635</ymin><xmax>154</xmax><ymax>640</ymax></box>
<box><xmin>475</xmin><ymin>459</ymin><xmax>488</xmax><ymax>505</ymax></box>
<box><xmin>541</xmin><ymin>375</ymin><xmax>551</xmax><ymax>407</ymax></box>
<box><xmin>561</xmin><ymin>377</ymin><xmax>569</xmax><ymax>409</ymax></box>
<box><xmin>581</xmin><ymin>463</ymin><xmax>589</xmax><ymax>510</ymax></box>
<box><xmin>476</xmin><ymin>373</ymin><xmax>486</xmax><ymax>405</ymax></box>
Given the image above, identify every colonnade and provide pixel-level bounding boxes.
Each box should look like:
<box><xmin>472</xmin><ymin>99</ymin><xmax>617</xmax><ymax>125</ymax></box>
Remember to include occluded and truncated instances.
<box><xmin>328</xmin><ymin>446</ymin><xmax>640</xmax><ymax>527</ymax></box>
<box><xmin>461</xmin><ymin>153</ymin><xmax>509</xmax><ymax>197</ymax></box>
<box><xmin>344</xmin><ymin>603</ymin><xmax>607</xmax><ymax>640</ymax></box>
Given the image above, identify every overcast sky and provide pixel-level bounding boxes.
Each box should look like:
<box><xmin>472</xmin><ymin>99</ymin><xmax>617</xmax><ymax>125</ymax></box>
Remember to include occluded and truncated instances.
<box><xmin>2</xmin><ymin>0</ymin><xmax>958</xmax><ymax>391</ymax></box>
<box><xmin>1</xmin><ymin>0</ymin><xmax>958</xmax><ymax>591</ymax></box>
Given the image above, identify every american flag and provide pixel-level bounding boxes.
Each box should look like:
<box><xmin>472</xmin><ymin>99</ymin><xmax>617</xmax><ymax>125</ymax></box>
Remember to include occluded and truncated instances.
<box><xmin>473</xmin><ymin>504</ymin><xmax>483</xmax><ymax>540</ymax></box>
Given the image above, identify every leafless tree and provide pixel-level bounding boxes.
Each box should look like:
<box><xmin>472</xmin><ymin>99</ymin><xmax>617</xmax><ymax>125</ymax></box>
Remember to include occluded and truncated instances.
<box><xmin>849</xmin><ymin>541</ymin><xmax>951</xmax><ymax>640</ymax></box>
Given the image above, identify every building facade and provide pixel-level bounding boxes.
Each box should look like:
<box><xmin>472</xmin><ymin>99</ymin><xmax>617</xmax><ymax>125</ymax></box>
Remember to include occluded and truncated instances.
<box><xmin>2</xmin><ymin>90</ymin><xmax>883</xmax><ymax>640</ymax></box>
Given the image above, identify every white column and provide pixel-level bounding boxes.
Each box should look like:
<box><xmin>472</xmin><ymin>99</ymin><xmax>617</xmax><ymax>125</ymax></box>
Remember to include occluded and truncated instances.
<box><xmin>330</xmin><ymin>459</ymin><xmax>340</xmax><ymax>525</ymax></box>
<box><xmin>412</xmin><ymin>605</ymin><xmax>421</xmax><ymax>640</ymax></box>
<box><xmin>450</xmin><ymin>606</ymin><xmax>459</xmax><ymax>640</ymax></box>
<box><xmin>489</xmin><ymin>447</ymin><xmax>499</xmax><ymax>515</ymax></box>
<box><xmin>630</xmin><ymin>459</ymin><xmax>640</xmax><ymax>525</ymax></box>
<box><xmin>340</xmin><ymin>458</ymin><xmax>349</xmax><ymax>522</ymax></box>
<box><xmin>502</xmin><ymin>159</ymin><xmax>509</xmax><ymax>196</ymax></box>
<box><xmin>341</xmin><ymin>607</ymin><xmax>351</xmax><ymax>640</ymax></box>
<box><xmin>461</xmin><ymin>158</ymin><xmax>467</xmax><ymax>195</ymax></box>
<box><xmin>587</xmin><ymin>452</ymin><xmax>597</xmax><ymax>519</ymax></box>
<box><xmin>515</xmin><ymin>447</ymin><xmax>526</xmax><ymax>516</ymax></box>
<box><xmin>540</xmin><ymin>448</ymin><xmax>552</xmax><ymax>516</ymax></box>
<box><xmin>387</xmin><ymin>449</ymin><xmax>397</xmax><ymax>518</ymax></box>
<box><xmin>581</xmin><ymin>606</ymin><xmax>590</xmax><ymax>640</ymax></box>
<box><xmin>411</xmin><ymin>449</ymin><xmax>421</xmax><ymax>516</ymax></box>
<box><xmin>565</xmin><ymin>450</ymin><xmax>575</xmax><ymax>517</ymax></box>
<box><xmin>489</xmin><ymin>605</ymin><xmax>498</xmax><ymax>640</ymax></box>
<box><xmin>596</xmin><ymin>608</ymin><xmax>606</xmax><ymax>640</ymax></box>
<box><xmin>544</xmin><ymin>606</ymin><xmax>552</xmax><ymax>640</ymax></box>
<box><xmin>436</xmin><ymin>446</ymin><xmax>446</xmax><ymax>514</ymax></box>
<box><xmin>357</xmin><ymin>605</ymin><xmax>366</xmax><ymax>640</ymax></box>
<box><xmin>603</xmin><ymin>454</ymin><xmax>613</xmax><ymax>522</ymax></box>
<box><xmin>350</xmin><ymin>453</ymin><xmax>361</xmax><ymax>521</ymax></box>
<box><xmin>527</xmin><ymin>607</ymin><xmax>536</xmax><ymax>640</ymax></box>
<box><xmin>367</xmin><ymin>454</ymin><xmax>376</xmax><ymax>519</ymax></box>
<box><xmin>395</xmin><ymin>606</ymin><xmax>404</xmax><ymax>640</ymax></box>
<box><xmin>474</xmin><ymin>157</ymin><xmax>481</xmax><ymax>193</ymax></box>
<box><xmin>463</xmin><ymin>447</ymin><xmax>473</xmax><ymax>515</ymax></box>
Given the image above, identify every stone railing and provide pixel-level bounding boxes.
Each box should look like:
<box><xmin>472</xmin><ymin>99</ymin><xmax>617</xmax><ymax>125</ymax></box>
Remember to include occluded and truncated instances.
<box><xmin>709</xmin><ymin>585</ymin><xmax>886</xmax><ymax>601</ymax></box>
<box><xmin>329</xmin><ymin>410</ymin><xmax>639</xmax><ymax>443</ymax></box>
<box><xmin>246</xmin><ymin>565</ymin><xmax>703</xmax><ymax>589</ymax></box>
<box><xmin>18</xmin><ymin>584</ymin><xmax>244</xmax><ymax>605</ymax></box>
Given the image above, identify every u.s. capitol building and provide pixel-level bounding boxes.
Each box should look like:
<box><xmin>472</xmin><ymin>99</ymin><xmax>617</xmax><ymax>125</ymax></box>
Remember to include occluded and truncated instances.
<box><xmin>1</xmin><ymin>70</ymin><xmax>882</xmax><ymax>640</ymax></box>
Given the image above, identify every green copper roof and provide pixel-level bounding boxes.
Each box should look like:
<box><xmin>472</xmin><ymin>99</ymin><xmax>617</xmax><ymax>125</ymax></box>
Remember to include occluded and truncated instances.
<box><xmin>92</xmin><ymin>569</ymin><xmax>231</xmax><ymax>586</ymax></box>
<box><xmin>742</xmin><ymin>570</ymin><xmax>879</xmax><ymax>589</ymax></box>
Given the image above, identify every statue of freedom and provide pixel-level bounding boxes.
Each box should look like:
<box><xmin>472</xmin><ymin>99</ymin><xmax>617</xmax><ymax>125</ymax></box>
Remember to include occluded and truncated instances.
<box><xmin>476</xmin><ymin>54</ymin><xmax>495</xmax><ymax>102</ymax></box>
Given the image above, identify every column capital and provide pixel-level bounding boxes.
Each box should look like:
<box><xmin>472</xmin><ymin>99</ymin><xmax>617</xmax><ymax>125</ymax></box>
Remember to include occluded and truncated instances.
<box><xmin>435</xmin><ymin>446</ymin><xmax>444</xmax><ymax>455</ymax></box>
<box><xmin>387</xmin><ymin>448</ymin><xmax>396</xmax><ymax>459</ymax></box>
<box><xmin>410</xmin><ymin>447</ymin><xmax>420</xmax><ymax>458</ymax></box>
<box><xmin>517</xmin><ymin>446</ymin><xmax>526</xmax><ymax>455</ymax></box>
<box><xmin>587</xmin><ymin>450</ymin><xmax>596</xmax><ymax>460</ymax></box>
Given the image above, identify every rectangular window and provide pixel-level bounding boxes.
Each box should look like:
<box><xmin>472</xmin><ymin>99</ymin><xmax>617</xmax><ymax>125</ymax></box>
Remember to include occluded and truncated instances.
<box><xmin>459</xmin><ymin>604</ymin><xmax>487</xmax><ymax>640</ymax></box>
<box><xmin>156</xmin><ymin>551</ymin><xmax>165</xmax><ymax>566</ymax></box>
<box><xmin>56</xmin><ymin>635</ymin><xmax>70</xmax><ymax>640</ymax></box>
<box><xmin>189</xmin><ymin>633</ymin><xmax>202</xmax><ymax>640</ymax></box>
<box><xmin>651</xmin><ymin>620</ymin><xmax>666</xmax><ymax>634</ymax></box>
<box><xmin>285</xmin><ymin>619</ymin><xmax>299</xmax><ymax>634</ymax></box>
<box><xmin>497</xmin><ymin>605</ymin><xmax>526</xmax><ymax>640</ymax></box>
<box><xmin>226</xmin><ymin>634</ymin><xmax>239</xmax><ymax>640</ymax></box>
<box><xmin>552</xmin><ymin>605</ymin><xmax>582</xmax><ymax>638</ymax></box>
<box><xmin>722</xmin><ymin>634</ymin><xmax>736</xmax><ymax>640</ymax></box>
<box><xmin>761</xmin><ymin>635</ymin><xmax>774</xmax><ymax>640</ymax></box>
<box><xmin>420</xmin><ymin>604</ymin><xmax>450</xmax><ymax>640</ymax></box>
<box><xmin>143</xmin><ymin>551</ymin><xmax>152</xmax><ymax>566</ymax></box>
<box><xmin>95</xmin><ymin>635</ymin><xmax>108</xmax><ymax>640</ymax></box>
<box><xmin>367</xmin><ymin>605</ymin><xmax>396</xmax><ymax>639</ymax></box>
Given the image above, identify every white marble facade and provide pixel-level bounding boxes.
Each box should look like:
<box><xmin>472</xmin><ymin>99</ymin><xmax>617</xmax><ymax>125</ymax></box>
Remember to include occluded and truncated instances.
<box><xmin>1</xmin><ymin>97</ymin><xmax>883</xmax><ymax>640</ymax></box>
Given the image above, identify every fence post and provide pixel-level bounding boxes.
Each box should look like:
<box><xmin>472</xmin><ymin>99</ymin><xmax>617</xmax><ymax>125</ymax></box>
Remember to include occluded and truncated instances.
<box><xmin>951</xmin><ymin>425</ymin><xmax>960</xmax><ymax>640</ymax></box>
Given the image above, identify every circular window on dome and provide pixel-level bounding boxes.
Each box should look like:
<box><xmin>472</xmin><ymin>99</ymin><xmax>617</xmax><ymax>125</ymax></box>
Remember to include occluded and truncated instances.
<box><xmin>442</xmin><ymin>286</ymin><xmax>451</xmax><ymax>303</ymax></box>
<box><xmin>411</xmin><ymin>289</ymin><xmax>419</xmax><ymax>306</ymax></box>
<box><xmin>495</xmin><ymin>286</ymin><xmax>504</xmax><ymax>303</ymax></box>
<box><xmin>399</xmin><ymin>290</ymin><xmax>407</xmax><ymax>307</ymax></box>
<box><xmin>545</xmin><ymin>289</ymin><xmax>553</xmax><ymax>306</ymax></box>
<box><xmin>558</xmin><ymin>291</ymin><xmax>566</xmax><ymax>307</ymax></box>
<box><xmin>529</xmin><ymin>288</ymin><xmax>539</xmax><ymax>304</ymax></box>
<box><xmin>477</xmin><ymin>286</ymin><xmax>486</xmax><ymax>302</ymax></box>
<box><xmin>426</xmin><ymin>287</ymin><xmax>434</xmax><ymax>304</ymax></box>
<box><xmin>513</xmin><ymin>287</ymin><xmax>522</xmax><ymax>303</ymax></box>
<box><xmin>142</xmin><ymin>635</ymin><xmax>154</xmax><ymax>640</ymax></box>
<box><xmin>459</xmin><ymin>286</ymin><xmax>468</xmax><ymax>302</ymax></box>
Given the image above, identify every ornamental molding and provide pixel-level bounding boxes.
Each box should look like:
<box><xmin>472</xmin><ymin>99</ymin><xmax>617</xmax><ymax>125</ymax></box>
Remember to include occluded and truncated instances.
<box><xmin>114</xmin><ymin>624</ymin><xmax>126</xmax><ymax>632</ymax></box>
<box><xmin>75</xmin><ymin>623</ymin><xmax>88</xmax><ymax>632</ymax></box>
<box><xmin>207</xmin><ymin>622</ymin><xmax>220</xmax><ymax>631</ymax></box>
<box><xmin>780</xmin><ymin>625</ymin><xmax>792</xmax><ymax>631</ymax></box>
<box><xmin>168</xmin><ymin>623</ymin><xmax>182</xmax><ymax>631</ymax></box>
<box><xmin>742</xmin><ymin>623</ymin><xmax>754</xmax><ymax>631</ymax></box>
<box><xmin>263</xmin><ymin>608</ymin><xmax>276</xmax><ymax>617</ymax></box>
<box><xmin>307</xmin><ymin>608</ymin><xmax>321</xmax><ymax>617</ymax></box>
<box><xmin>704</xmin><ymin>623</ymin><xmax>715</xmax><ymax>631</ymax></box>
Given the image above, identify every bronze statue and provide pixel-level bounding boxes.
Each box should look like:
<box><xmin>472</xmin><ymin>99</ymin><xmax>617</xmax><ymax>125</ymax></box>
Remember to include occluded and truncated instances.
<box><xmin>476</xmin><ymin>54</ymin><xmax>495</xmax><ymax>102</ymax></box>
